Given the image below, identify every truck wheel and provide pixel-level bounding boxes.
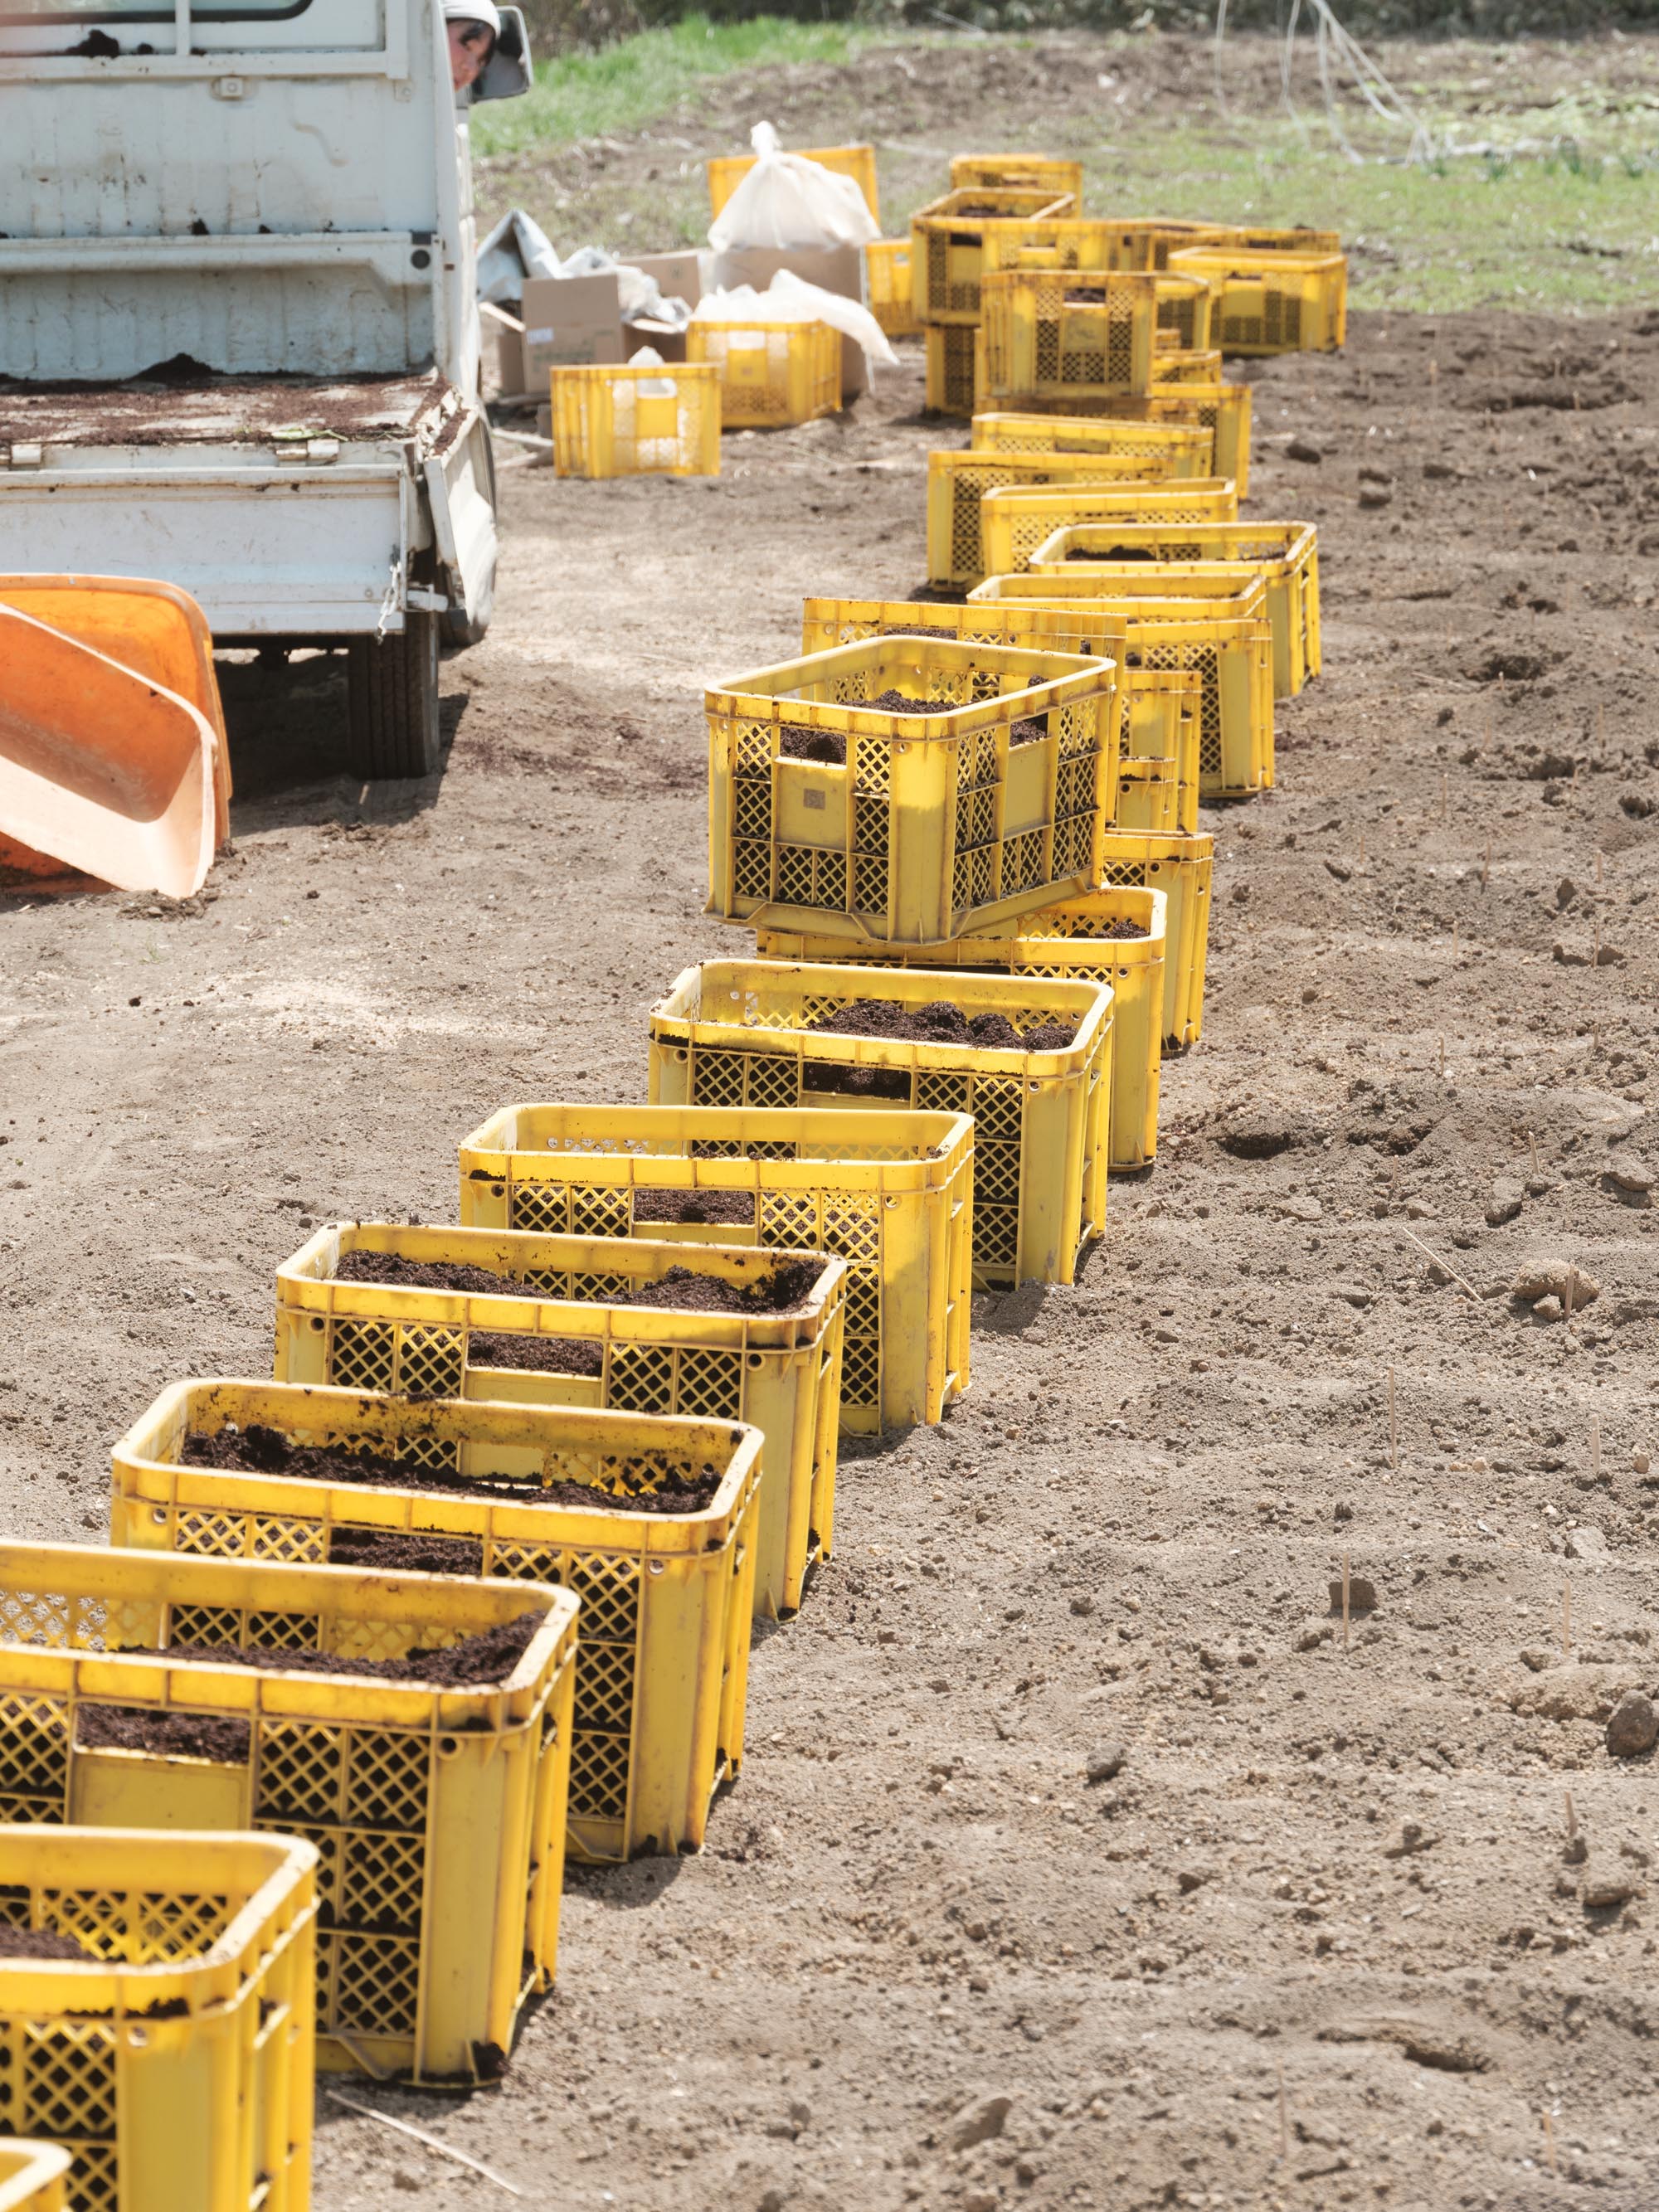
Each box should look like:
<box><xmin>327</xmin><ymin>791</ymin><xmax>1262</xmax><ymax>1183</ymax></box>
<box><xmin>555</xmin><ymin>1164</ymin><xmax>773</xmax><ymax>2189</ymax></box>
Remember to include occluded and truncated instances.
<box><xmin>345</xmin><ymin>612</ymin><xmax>442</xmax><ymax>779</ymax></box>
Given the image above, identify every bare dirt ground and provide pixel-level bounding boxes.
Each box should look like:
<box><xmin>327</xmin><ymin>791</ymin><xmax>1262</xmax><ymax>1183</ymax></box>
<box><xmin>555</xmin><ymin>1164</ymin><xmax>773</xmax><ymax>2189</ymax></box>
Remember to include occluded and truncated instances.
<box><xmin>7</xmin><ymin>63</ymin><xmax>1659</xmax><ymax>2212</ymax></box>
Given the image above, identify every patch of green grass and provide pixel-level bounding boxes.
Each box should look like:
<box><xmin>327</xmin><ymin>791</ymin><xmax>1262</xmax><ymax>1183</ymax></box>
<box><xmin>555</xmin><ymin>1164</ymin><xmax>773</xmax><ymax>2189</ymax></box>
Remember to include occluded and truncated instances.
<box><xmin>1078</xmin><ymin>122</ymin><xmax>1659</xmax><ymax>313</ymax></box>
<box><xmin>471</xmin><ymin>12</ymin><xmax>881</xmax><ymax>158</ymax></box>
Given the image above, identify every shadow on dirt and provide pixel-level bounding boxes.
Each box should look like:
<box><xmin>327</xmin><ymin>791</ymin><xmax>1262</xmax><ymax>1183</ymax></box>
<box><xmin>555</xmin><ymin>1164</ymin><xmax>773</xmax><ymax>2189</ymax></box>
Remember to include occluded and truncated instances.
<box><xmin>217</xmin><ymin>648</ymin><xmax>469</xmax><ymax>829</ymax></box>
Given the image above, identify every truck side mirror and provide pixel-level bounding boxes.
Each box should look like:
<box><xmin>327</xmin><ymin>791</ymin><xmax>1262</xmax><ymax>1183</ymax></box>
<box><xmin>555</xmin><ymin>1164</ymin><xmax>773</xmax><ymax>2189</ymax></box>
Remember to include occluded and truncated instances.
<box><xmin>474</xmin><ymin>6</ymin><xmax>532</xmax><ymax>100</ymax></box>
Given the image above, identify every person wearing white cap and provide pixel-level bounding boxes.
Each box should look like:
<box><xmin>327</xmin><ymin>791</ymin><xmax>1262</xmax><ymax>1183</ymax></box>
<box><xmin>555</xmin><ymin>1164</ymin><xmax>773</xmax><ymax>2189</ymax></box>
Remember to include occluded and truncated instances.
<box><xmin>444</xmin><ymin>0</ymin><xmax>501</xmax><ymax>91</ymax></box>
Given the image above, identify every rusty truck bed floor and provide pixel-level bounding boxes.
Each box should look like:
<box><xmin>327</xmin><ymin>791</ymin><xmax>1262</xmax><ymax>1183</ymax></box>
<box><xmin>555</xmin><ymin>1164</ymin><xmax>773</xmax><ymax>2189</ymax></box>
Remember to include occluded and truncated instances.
<box><xmin>0</xmin><ymin>366</ymin><xmax>455</xmax><ymax>447</ymax></box>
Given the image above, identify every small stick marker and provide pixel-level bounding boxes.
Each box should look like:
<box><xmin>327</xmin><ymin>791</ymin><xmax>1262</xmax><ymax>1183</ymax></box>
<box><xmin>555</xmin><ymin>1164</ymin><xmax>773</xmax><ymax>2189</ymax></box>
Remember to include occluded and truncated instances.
<box><xmin>1593</xmin><ymin>917</ymin><xmax>1602</xmax><ymax>967</ymax></box>
<box><xmin>1564</xmin><ymin>1789</ymin><xmax>1578</xmax><ymax>1841</ymax></box>
<box><xmin>1528</xmin><ymin>1129</ymin><xmax>1539</xmax><ymax>1179</ymax></box>
<box><xmin>1387</xmin><ymin>1365</ymin><xmax>1399</xmax><ymax>1471</ymax></box>
<box><xmin>1341</xmin><ymin>1552</ymin><xmax>1352</xmax><ymax>1651</ymax></box>
<box><xmin>1543</xmin><ymin>2110</ymin><xmax>1559</xmax><ymax>2177</ymax></box>
<box><xmin>1595</xmin><ymin>848</ymin><xmax>1605</xmax><ymax>886</ymax></box>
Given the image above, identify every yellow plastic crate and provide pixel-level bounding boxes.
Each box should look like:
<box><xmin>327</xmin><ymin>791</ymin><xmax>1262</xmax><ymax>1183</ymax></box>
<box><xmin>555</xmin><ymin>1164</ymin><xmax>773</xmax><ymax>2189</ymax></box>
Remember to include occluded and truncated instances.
<box><xmin>110</xmin><ymin>1383</ymin><xmax>759</xmax><ymax>1869</ymax></box>
<box><xmin>980</xmin><ymin>266</ymin><xmax>1175</xmax><ymax>403</ymax></box>
<box><xmin>274</xmin><ymin>1223</ymin><xmax>844</xmax><ymax>1625</ymax></box>
<box><xmin>1107</xmin><ymin>382</ymin><xmax>1252</xmax><ymax>491</ymax></box>
<box><xmin>548</xmin><ymin>362</ymin><xmax>721</xmax><ymax>479</ymax></box>
<box><xmin>687</xmin><ymin>319</ymin><xmax>841</xmax><ymax>428</ymax></box>
<box><xmin>1165</xmin><ymin>246</ymin><xmax>1347</xmax><ymax>353</ymax></box>
<box><xmin>972</xmin><ymin>393</ymin><xmax>1248</xmax><ymax>493</ymax></box>
<box><xmin>0</xmin><ymin>2144</ymin><xmax>70</xmax><ymax>2212</ymax></box>
<box><xmin>0</xmin><ymin>1829</ymin><xmax>314</xmax><ymax>2212</ymax></box>
<box><xmin>800</xmin><ymin>589</ymin><xmax>1126</xmax><ymax>664</ymax></box>
<box><xmin>950</xmin><ymin>153</ymin><xmax>1085</xmax><ymax>203</ymax></box>
<box><xmin>1152</xmin><ymin>346</ymin><xmax>1225</xmax><ymax>383</ymax></box>
<box><xmin>1119</xmin><ymin>667</ymin><xmax>1200</xmax><ymax>833</ymax></box>
<box><xmin>970</xmin><ymin>411</ymin><xmax>1213</xmax><ymax>476</ymax></box>
<box><xmin>649</xmin><ymin>960</ymin><xmax>1113</xmax><ymax>1289</ymax></box>
<box><xmin>971</xmin><ymin>579</ymin><xmax>1272</xmax><ymax>798</ymax></box>
<box><xmin>0</xmin><ymin>1539</ymin><xmax>574</xmax><ymax>2085</ymax></box>
<box><xmin>708</xmin><ymin>143</ymin><xmax>880</xmax><ymax>225</ymax></box>
<box><xmin>1028</xmin><ymin>518</ymin><xmax>1321</xmax><ymax>696</ymax></box>
<box><xmin>707</xmin><ymin>633</ymin><xmax>1117</xmax><ymax>946</ymax></box>
<box><xmin>924</xmin><ymin>321</ymin><xmax>981</xmax><ymax>417</ymax></box>
<box><xmin>1099</xmin><ymin>831</ymin><xmax>1213</xmax><ymax>1045</ymax></box>
<box><xmin>460</xmin><ymin>1104</ymin><xmax>972</xmax><ymax>1438</ymax></box>
<box><xmin>755</xmin><ymin>887</ymin><xmax>1164</xmax><ymax>1174</ymax></box>
<box><xmin>866</xmin><ymin>239</ymin><xmax>921</xmax><ymax>339</ymax></box>
<box><xmin>977</xmin><ymin>477</ymin><xmax>1240</xmax><ymax>580</ymax></box>
<box><xmin>909</xmin><ymin>186</ymin><xmax>1078</xmax><ymax>323</ymax></box>
<box><xmin>966</xmin><ymin>566</ymin><xmax>1270</xmax><ymax>625</ymax></box>
<box><xmin>927</xmin><ymin>447</ymin><xmax>1204</xmax><ymax>588</ymax></box>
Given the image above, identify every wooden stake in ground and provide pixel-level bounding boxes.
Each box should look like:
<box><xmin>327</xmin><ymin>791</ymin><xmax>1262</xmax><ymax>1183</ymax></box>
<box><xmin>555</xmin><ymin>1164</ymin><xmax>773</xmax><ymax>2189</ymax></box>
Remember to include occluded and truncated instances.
<box><xmin>1341</xmin><ymin>1553</ymin><xmax>1351</xmax><ymax>1652</ymax></box>
<box><xmin>1528</xmin><ymin>1129</ymin><xmax>1539</xmax><ymax>1180</ymax></box>
<box><xmin>1543</xmin><ymin>2110</ymin><xmax>1559</xmax><ymax>2177</ymax></box>
<box><xmin>1564</xmin><ymin>1789</ymin><xmax>1578</xmax><ymax>1842</ymax></box>
<box><xmin>1595</xmin><ymin>847</ymin><xmax>1605</xmax><ymax>886</ymax></box>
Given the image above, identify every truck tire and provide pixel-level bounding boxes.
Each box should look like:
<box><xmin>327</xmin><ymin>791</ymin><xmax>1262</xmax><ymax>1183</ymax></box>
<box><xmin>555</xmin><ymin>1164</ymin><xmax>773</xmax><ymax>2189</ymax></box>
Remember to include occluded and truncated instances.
<box><xmin>345</xmin><ymin>611</ymin><xmax>442</xmax><ymax>779</ymax></box>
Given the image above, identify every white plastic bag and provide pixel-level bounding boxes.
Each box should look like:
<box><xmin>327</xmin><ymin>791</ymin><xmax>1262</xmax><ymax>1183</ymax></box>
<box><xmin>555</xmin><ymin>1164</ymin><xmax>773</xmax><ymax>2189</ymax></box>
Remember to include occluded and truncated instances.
<box><xmin>625</xmin><ymin>343</ymin><xmax>677</xmax><ymax>398</ymax></box>
<box><xmin>693</xmin><ymin>271</ymin><xmax>897</xmax><ymax>379</ymax></box>
<box><xmin>475</xmin><ymin>208</ymin><xmax>560</xmax><ymax>304</ymax></box>
<box><xmin>708</xmin><ymin>121</ymin><xmax>880</xmax><ymax>253</ymax></box>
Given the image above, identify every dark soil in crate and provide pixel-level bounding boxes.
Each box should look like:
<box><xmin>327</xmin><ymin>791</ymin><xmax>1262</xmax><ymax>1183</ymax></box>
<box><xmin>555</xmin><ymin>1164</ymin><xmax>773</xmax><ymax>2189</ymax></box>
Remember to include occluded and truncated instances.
<box><xmin>144</xmin><ymin>1610</ymin><xmax>547</xmax><ymax>1687</ymax></box>
<box><xmin>332</xmin><ymin>1248</ymin><xmax>819</xmax><ymax>1315</ymax></box>
<box><xmin>329</xmin><ymin>1527</ymin><xmax>487</xmax><ymax>1575</ymax></box>
<box><xmin>469</xmin><ymin>1330</ymin><xmax>604</xmax><ymax>1375</ymax></box>
<box><xmin>776</xmin><ymin>687</ymin><xmax>1047</xmax><ymax>759</ymax></box>
<box><xmin>807</xmin><ymin>997</ymin><xmax>1078</xmax><ymax>1053</ymax></box>
<box><xmin>180</xmin><ymin>1423</ymin><xmax>727</xmax><ymax>1516</ymax></box>
<box><xmin>0</xmin><ymin>1925</ymin><xmax>98</xmax><ymax>1962</ymax></box>
<box><xmin>75</xmin><ymin>1702</ymin><xmax>251</xmax><ymax>1763</ymax></box>
<box><xmin>631</xmin><ymin>1187</ymin><xmax>757</xmax><ymax>1226</ymax></box>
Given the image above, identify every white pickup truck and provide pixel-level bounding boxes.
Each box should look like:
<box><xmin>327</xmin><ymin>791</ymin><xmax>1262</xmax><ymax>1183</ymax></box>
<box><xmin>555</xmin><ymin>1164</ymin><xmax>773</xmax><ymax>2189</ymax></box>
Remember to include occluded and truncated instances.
<box><xmin>0</xmin><ymin>0</ymin><xmax>529</xmax><ymax>777</ymax></box>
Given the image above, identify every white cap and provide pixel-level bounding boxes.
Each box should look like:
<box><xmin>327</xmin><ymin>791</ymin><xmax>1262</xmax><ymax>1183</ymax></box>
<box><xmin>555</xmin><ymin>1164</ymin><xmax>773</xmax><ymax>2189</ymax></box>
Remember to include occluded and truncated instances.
<box><xmin>443</xmin><ymin>0</ymin><xmax>501</xmax><ymax>34</ymax></box>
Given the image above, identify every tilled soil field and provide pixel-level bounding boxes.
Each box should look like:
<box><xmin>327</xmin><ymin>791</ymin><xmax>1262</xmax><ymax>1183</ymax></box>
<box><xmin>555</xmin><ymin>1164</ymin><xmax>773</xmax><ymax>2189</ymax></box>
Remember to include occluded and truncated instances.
<box><xmin>4</xmin><ymin>292</ymin><xmax>1659</xmax><ymax>2210</ymax></box>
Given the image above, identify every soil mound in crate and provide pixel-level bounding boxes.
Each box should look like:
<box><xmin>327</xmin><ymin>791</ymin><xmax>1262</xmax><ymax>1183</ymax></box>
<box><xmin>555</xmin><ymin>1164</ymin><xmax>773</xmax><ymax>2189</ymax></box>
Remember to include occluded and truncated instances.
<box><xmin>808</xmin><ymin>997</ymin><xmax>1078</xmax><ymax>1053</ymax></box>
<box><xmin>0</xmin><ymin>1925</ymin><xmax>98</xmax><ymax>1962</ymax></box>
<box><xmin>332</xmin><ymin>1250</ymin><xmax>819</xmax><ymax>1314</ymax></box>
<box><xmin>631</xmin><ymin>1187</ymin><xmax>757</xmax><ymax>1226</ymax></box>
<box><xmin>776</xmin><ymin>686</ymin><xmax>1048</xmax><ymax>762</ymax></box>
<box><xmin>75</xmin><ymin>1703</ymin><xmax>252</xmax><ymax>1762</ymax></box>
<box><xmin>179</xmin><ymin>1423</ymin><xmax>727</xmax><ymax>1516</ymax></box>
<box><xmin>136</xmin><ymin>1611</ymin><xmax>547</xmax><ymax>1688</ymax></box>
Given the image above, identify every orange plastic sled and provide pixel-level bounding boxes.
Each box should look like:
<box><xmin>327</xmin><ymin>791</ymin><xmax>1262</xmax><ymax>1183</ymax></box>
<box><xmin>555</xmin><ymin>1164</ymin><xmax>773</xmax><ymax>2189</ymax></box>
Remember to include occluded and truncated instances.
<box><xmin>0</xmin><ymin>575</ymin><xmax>229</xmax><ymax>896</ymax></box>
<box><xmin>0</xmin><ymin>604</ymin><xmax>219</xmax><ymax>899</ymax></box>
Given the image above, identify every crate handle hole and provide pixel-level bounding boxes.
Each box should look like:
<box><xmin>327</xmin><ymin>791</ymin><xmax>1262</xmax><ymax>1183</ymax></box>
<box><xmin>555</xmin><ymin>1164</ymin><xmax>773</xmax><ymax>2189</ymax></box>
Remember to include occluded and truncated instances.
<box><xmin>152</xmin><ymin>1508</ymin><xmax>168</xmax><ymax>1526</ymax></box>
<box><xmin>309</xmin><ymin>1317</ymin><xmax>325</xmax><ymax>1332</ymax></box>
<box><xmin>437</xmin><ymin>1735</ymin><xmax>462</xmax><ymax>1759</ymax></box>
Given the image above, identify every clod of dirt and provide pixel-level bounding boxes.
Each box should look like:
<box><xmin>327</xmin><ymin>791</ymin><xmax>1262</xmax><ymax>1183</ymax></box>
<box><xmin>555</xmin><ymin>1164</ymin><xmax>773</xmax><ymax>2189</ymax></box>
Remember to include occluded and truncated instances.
<box><xmin>806</xmin><ymin>997</ymin><xmax>1077</xmax><ymax>1053</ymax></box>
<box><xmin>1329</xmin><ymin>1575</ymin><xmax>1379</xmax><ymax>1615</ymax></box>
<box><xmin>1605</xmin><ymin>1692</ymin><xmax>1658</xmax><ymax>1760</ymax></box>
<box><xmin>1285</xmin><ymin>435</ymin><xmax>1323</xmax><ymax>463</ymax></box>
<box><xmin>75</xmin><ymin>1703</ymin><xmax>251</xmax><ymax>1763</ymax></box>
<box><xmin>1218</xmin><ymin>1113</ymin><xmax>1301</xmax><ymax>1160</ymax></box>
<box><xmin>1582</xmin><ymin>1875</ymin><xmax>1643</xmax><ymax>1910</ymax></box>
<box><xmin>1605</xmin><ymin>1159</ymin><xmax>1655</xmax><ymax>1197</ymax></box>
<box><xmin>1085</xmin><ymin>1742</ymin><xmax>1126</xmax><ymax>1784</ymax></box>
<box><xmin>1553</xmin><ymin>938</ymin><xmax>1625</xmax><ymax>968</ymax></box>
<box><xmin>631</xmin><ymin>1187</ymin><xmax>757</xmax><ymax>1226</ymax></box>
<box><xmin>947</xmin><ymin>2093</ymin><xmax>1013</xmax><ymax>2151</ymax></box>
<box><xmin>159</xmin><ymin>1611</ymin><xmax>546</xmax><ymax>1688</ymax></box>
<box><xmin>0</xmin><ymin>1925</ymin><xmax>97</xmax><ymax>1962</ymax></box>
<box><xmin>1484</xmin><ymin>1179</ymin><xmax>1525</xmax><ymax>1226</ymax></box>
<box><xmin>1509</xmin><ymin>1261</ymin><xmax>1600</xmax><ymax>1309</ymax></box>
<box><xmin>332</xmin><ymin>1249</ymin><xmax>818</xmax><ymax>1315</ymax></box>
<box><xmin>777</xmin><ymin>726</ymin><xmax>847</xmax><ymax>765</ymax></box>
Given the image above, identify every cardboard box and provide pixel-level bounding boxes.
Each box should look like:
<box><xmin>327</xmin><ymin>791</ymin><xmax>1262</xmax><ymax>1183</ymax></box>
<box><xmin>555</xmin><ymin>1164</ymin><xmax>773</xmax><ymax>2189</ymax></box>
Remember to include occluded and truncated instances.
<box><xmin>626</xmin><ymin>250</ymin><xmax>707</xmax><ymax>311</ymax></box>
<box><xmin>520</xmin><ymin>271</ymin><xmax>626</xmax><ymax>384</ymax></box>
<box><xmin>624</xmin><ymin>316</ymin><xmax>689</xmax><ymax>365</ymax></box>
<box><xmin>708</xmin><ymin>243</ymin><xmax>870</xmax><ymax>401</ymax></box>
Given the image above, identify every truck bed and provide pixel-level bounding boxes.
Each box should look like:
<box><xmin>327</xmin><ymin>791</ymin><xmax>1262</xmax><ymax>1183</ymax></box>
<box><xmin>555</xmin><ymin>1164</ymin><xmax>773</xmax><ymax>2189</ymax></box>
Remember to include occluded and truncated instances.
<box><xmin>0</xmin><ymin>366</ymin><xmax>458</xmax><ymax>449</ymax></box>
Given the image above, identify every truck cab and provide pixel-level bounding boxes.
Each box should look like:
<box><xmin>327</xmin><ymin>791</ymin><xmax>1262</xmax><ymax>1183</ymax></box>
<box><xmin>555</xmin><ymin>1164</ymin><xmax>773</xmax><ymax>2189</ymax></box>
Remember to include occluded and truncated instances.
<box><xmin>0</xmin><ymin>0</ymin><xmax>529</xmax><ymax>777</ymax></box>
